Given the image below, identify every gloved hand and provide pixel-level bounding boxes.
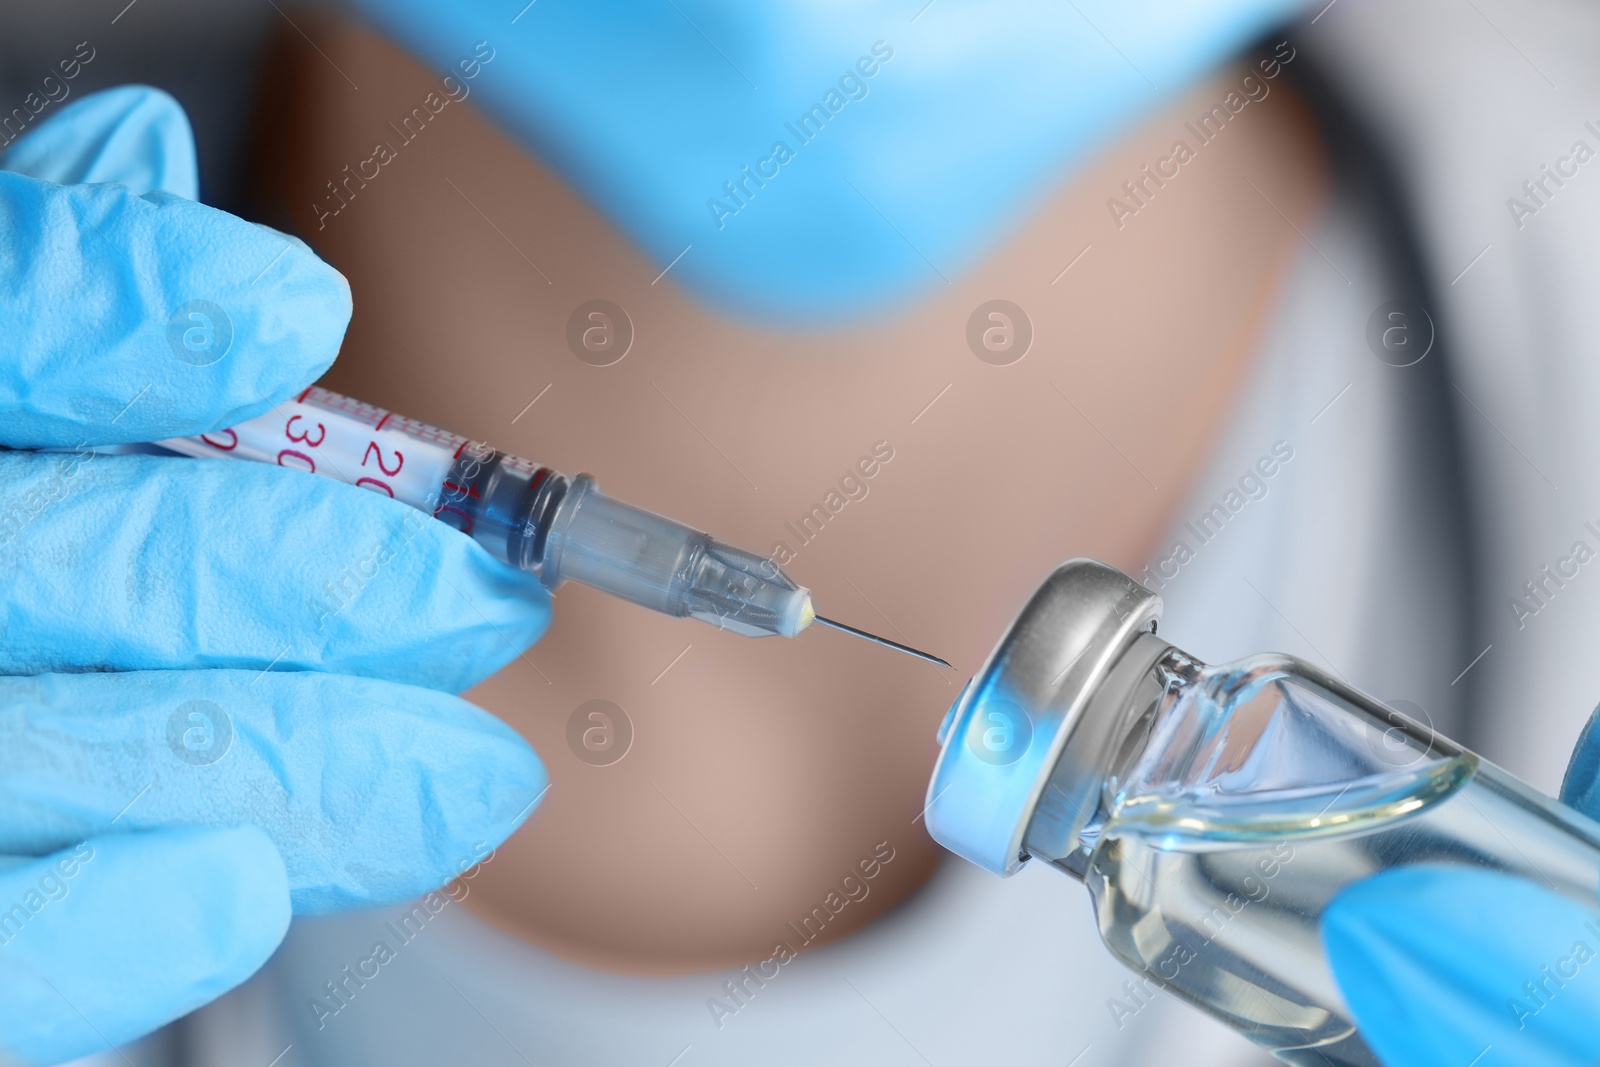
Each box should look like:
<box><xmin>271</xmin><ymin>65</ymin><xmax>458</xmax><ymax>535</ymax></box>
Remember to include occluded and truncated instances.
<box><xmin>349</xmin><ymin>0</ymin><xmax>1311</xmax><ymax>322</ymax></box>
<box><xmin>0</xmin><ymin>86</ymin><xmax>550</xmax><ymax>1065</ymax></box>
<box><xmin>1323</xmin><ymin>706</ymin><xmax>1600</xmax><ymax>1067</ymax></box>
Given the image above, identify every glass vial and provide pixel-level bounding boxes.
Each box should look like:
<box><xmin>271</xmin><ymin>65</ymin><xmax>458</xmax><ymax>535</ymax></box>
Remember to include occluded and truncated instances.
<box><xmin>924</xmin><ymin>560</ymin><xmax>1600</xmax><ymax>1066</ymax></box>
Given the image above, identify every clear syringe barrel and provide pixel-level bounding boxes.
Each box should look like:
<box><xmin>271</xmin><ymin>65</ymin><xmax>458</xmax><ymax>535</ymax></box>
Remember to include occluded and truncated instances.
<box><xmin>156</xmin><ymin>386</ymin><xmax>814</xmax><ymax>638</ymax></box>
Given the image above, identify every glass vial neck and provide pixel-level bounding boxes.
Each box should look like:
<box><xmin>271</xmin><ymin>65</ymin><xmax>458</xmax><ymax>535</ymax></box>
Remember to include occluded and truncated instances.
<box><xmin>1024</xmin><ymin>638</ymin><xmax>1200</xmax><ymax>881</ymax></box>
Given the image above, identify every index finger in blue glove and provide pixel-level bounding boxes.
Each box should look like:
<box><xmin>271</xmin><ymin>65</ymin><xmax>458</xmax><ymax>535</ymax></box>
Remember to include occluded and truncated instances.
<box><xmin>0</xmin><ymin>826</ymin><xmax>290</xmax><ymax>1067</ymax></box>
<box><xmin>0</xmin><ymin>450</ymin><xmax>550</xmax><ymax>694</ymax></box>
<box><xmin>0</xmin><ymin>145</ymin><xmax>348</xmax><ymax>447</ymax></box>
<box><xmin>1323</xmin><ymin>865</ymin><xmax>1600</xmax><ymax>1067</ymax></box>
<box><xmin>0</xmin><ymin>668</ymin><xmax>545</xmax><ymax>914</ymax></box>
<box><xmin>1558</xmin><ymin>702</ymin><xmax>1600</xmax><ymax>820</ymax></box>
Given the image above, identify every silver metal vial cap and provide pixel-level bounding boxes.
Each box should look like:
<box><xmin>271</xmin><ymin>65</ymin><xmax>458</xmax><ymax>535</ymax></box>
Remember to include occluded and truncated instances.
<box><xmin>925</xmin><ymin>559</ymin><xmax>1162</xmax><ymax>876</ymax></box>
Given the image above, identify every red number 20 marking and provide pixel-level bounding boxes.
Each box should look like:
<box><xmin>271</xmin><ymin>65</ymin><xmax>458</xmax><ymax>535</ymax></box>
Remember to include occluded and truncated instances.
<box><xmin>362</xmin><ymin>441</ymin><xmax>404</xmax><ymax>476</ymax></box>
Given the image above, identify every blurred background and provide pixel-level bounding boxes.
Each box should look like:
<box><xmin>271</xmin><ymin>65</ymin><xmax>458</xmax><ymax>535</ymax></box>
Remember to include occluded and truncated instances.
<box><xmin>7</xmin><ymin>0</ymin><xmax>1599</xmax><ymax>1064</ymax></box>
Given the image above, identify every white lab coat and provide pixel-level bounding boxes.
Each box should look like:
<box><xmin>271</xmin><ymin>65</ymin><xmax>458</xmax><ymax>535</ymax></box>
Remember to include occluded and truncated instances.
<box><xmin>87</xmin><ymin>0</ymin><xmax>1600</xmax><ymax>1062</ymax></box>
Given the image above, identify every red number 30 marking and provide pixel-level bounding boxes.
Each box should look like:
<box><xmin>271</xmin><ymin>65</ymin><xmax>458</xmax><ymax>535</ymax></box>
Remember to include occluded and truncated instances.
<box><xmin>285</xmin><ymin>414</ymin><xmax>326</xmax><ymax>447</ymax></box>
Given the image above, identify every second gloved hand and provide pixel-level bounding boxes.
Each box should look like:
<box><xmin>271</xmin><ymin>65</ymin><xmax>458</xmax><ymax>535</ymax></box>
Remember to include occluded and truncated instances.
<box><xmin>0</xmin><ymin>87</ymin><xmax>551</xmax><ymax>1065</ymax></box>
<box><xmin>1322</xmin><ymin>706</ymin><xmax>1600</xmax><ymax>1067</ymax></box>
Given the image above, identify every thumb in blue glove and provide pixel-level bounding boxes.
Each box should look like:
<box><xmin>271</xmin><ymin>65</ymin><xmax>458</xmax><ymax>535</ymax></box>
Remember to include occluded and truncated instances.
<box><xmin>1322</xmin><ymin>705</ymin><xmax>1600</xmax><ymax>1067</ymax></box>
<box><xmin>1324</xmin><ymin>865</ymin><xmax>1600</xmax><ymax>1067</ymax></box>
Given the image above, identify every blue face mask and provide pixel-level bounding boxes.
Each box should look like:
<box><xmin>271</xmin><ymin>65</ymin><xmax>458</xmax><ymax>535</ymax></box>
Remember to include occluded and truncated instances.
<box><xmin>349</xmin><ymin>0</ymin><xmax>1311</xmax><ymax>324</ymax></box>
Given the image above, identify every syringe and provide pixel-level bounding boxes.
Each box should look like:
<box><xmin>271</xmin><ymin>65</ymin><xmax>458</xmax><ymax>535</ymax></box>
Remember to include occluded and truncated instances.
<box><xmin>151</xmin><ymin>386</ymin><xmax>949</xmax><ymax>664</ymax></box>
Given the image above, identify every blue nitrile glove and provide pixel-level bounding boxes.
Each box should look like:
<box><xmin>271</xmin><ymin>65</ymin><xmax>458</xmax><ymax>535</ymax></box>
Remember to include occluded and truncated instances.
<box><xmin>0</xmin><ymin>86</ymin><xmax>550</xmax><ymax>1065</ymax></box>
<box><xmin>1322</xmin><ymin>708</ymin><xmax>1600</xmax><ymax>1067</ymax></box>
<box><xmin>349</xmin><ymin>0</ymin><xmax>1312</xmax><ymax>323</ymax></box>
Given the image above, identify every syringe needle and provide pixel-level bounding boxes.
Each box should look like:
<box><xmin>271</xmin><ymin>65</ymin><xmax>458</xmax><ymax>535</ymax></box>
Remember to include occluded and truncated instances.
<box><xmin>813</xmin><ymin>615</ymin><xmax>953</xmax><ymax>669</ymax></box>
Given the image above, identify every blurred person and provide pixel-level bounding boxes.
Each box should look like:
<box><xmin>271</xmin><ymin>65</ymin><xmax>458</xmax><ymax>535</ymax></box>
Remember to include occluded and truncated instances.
<box><xmin>196</xmin><ymin>7</ymin><xmax>1419</xmax><ymax>1067</ymax></box>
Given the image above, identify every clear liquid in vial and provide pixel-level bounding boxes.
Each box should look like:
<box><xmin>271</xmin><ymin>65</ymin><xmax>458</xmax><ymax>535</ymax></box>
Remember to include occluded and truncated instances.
<box><xmin>1078</xmin><ymin>666</ymin><xmax>1600</xmax><ymax>1065</ymax></box>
